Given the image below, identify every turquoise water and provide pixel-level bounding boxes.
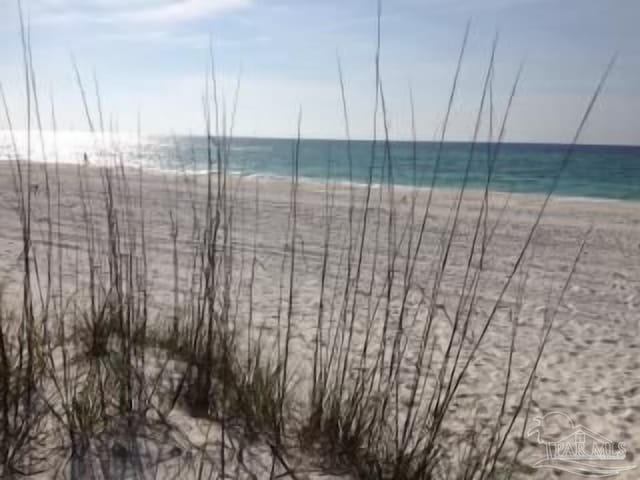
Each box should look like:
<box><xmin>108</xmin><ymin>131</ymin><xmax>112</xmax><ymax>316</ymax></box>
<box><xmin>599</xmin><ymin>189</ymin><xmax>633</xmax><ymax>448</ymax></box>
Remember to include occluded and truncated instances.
<box><xmin>153</xmin><ymin>137</ymin><xmax>640</xmax><ymax>201</ymax></box>
<box><xmin>1</xmin><ymin>133</ymin><xmax>639</xmax><ymax>200</ymax></box>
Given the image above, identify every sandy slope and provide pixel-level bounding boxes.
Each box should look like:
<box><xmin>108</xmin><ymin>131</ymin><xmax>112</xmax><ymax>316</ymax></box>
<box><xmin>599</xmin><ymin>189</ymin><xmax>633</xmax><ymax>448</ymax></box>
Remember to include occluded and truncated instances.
<box><xmin>0</xmin><ymin>160</ymin><xmax>638</xmax><ymax>478</ymax></box>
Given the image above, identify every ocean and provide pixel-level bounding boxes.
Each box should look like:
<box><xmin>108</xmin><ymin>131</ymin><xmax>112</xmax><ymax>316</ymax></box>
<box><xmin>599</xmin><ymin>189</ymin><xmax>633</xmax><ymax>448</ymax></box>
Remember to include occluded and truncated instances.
<box><xmin>1</xmin><ymin>132</ymin><xmax>639</xmax><ymax>201</ymax></box>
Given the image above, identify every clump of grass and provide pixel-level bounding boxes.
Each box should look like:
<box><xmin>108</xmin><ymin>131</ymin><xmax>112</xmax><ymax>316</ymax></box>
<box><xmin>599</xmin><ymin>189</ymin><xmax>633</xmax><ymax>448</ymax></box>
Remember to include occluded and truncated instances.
<box><xmin>0</xmin><ymin>289</ymin><xmax>49</xmax><ymax>476</ymax></box>
<box><xmin>233</xmin><ymin>354</ymin><xmax>286</xmax><ymax>440</ymax></box>
<box><xmin>297</xmin><ymin>8</ymin><xmax>612</xmax><ymax>480</ymax></box>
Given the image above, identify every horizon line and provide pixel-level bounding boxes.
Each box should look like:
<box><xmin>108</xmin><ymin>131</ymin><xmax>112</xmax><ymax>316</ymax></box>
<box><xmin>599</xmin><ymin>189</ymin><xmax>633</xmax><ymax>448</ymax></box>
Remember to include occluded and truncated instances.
<box><xmin>2</xmin><ymin>129</ymin><xmax>639</xmax><ymax>149</ymax></box>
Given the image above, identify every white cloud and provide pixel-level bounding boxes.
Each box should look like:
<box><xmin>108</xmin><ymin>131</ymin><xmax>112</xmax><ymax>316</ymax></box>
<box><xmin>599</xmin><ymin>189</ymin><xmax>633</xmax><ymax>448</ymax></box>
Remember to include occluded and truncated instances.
<box><xmin>31</xmin><ymin>0</ymin><xmax>252</xmax><ymax>24</ymax></box>
<box><xmin>98</xmin><ymin>29</ymin><xmax>269</xmax><ymax>50</ymax></box>
<box><xmin>120</xmin><ymin>0</ymin><xmax>252</xmax><ymax>23</ymax></box>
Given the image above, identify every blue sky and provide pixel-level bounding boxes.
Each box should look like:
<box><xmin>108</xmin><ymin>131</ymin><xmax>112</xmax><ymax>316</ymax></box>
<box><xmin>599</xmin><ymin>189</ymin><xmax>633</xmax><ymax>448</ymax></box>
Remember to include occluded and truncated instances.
<box><xmin>0</xmin><ymin>0</ymin><xmax>638</xmax><ymax>144</ymax></box>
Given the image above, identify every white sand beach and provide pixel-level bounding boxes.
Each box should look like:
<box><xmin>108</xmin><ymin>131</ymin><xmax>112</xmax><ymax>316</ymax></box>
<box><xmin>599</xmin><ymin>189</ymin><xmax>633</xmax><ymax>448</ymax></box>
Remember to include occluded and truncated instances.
<box><xmin>0</xmin><ymin>160</ymin><xmax>638</xmax><ymax>478</ymax></box>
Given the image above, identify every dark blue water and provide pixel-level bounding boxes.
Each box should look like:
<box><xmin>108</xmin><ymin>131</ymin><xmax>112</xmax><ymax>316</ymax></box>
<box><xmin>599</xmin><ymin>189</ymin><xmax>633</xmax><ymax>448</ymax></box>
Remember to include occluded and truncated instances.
<box><xmin>152</xmin><ymin>137</ymin><xmax>640</xmax><ymax>201</ymax></box>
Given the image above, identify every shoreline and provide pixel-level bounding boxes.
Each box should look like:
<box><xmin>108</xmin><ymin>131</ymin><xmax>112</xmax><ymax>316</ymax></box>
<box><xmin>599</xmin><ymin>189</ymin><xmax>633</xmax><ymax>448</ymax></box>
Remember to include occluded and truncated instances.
<box><xmin>1</xmin><ymin>157</ymin><xmax>638</xmax><ymax>207</ymax></box>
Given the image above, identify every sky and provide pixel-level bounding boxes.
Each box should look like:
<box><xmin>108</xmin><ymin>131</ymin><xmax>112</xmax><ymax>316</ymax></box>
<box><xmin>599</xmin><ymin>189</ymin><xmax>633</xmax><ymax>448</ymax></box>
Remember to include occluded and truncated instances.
<box><xmin>0</xmin><ymin>0</ymin><xmax>639</xmax><ymax>145</ymax></box>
